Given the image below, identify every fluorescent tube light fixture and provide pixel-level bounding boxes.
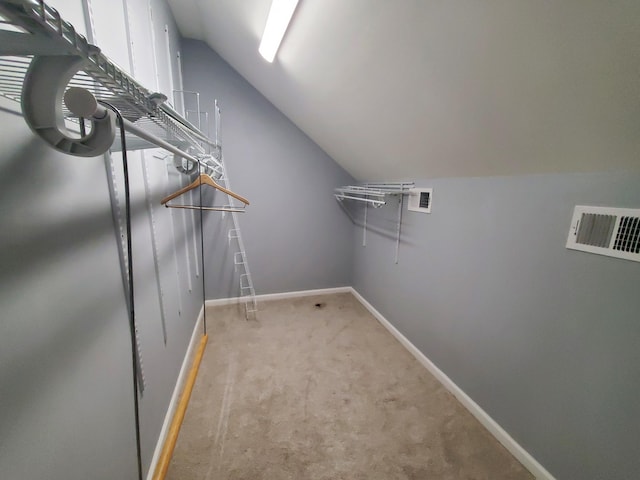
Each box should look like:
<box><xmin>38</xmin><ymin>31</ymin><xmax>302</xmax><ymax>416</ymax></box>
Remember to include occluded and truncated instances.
<box><xmin>259</xmin><ymin>0</ymin><xmax>300</xmax><ymax>62</ymax></box>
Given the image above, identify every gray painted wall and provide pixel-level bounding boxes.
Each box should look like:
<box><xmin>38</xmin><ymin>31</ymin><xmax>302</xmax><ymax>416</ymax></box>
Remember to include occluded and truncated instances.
<box><xmin>180</xmin><ymin>40</ymin><xmax>354</xmax><ymax>299</ymax></box>
<box><xmin>350</xmin><ymin>171</ymin><xmax>640</xmax><ymax>479</ymax></box>
<box><xmin>0</xmin><ymin>1</ymin><xmax>204</xmax><ymax>479</ymax></box>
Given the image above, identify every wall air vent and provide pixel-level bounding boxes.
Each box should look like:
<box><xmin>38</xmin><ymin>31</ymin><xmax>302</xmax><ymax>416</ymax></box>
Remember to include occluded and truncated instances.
<box><xmin>408</xmin><ymin>188</ymin><xmax>433</xmax><ymax>213</ymax></box>
<box><xmin>566</xmin><ymin>206</ymin><xmax>640</xmax><ymax>262</ymax></box>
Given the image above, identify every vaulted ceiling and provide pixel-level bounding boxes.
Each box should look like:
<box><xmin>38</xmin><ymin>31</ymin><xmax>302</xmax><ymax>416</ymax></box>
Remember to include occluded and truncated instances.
<box><xmin>168</xmin><ymin>0</ymin><xmax>640</xmax><ymax>181</ymax></box>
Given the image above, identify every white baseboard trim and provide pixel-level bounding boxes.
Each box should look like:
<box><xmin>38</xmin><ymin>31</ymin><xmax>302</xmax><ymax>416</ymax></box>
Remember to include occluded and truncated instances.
<box><xmin>349</xmin><ymin>287</ymin><xmax>555</xmax><ymax>480</ymax></box>
<box><xmin>205</xmin><ymin>286</ymin><xmax>352</xmax><ymax>308</ymax></box>
<box><xmin>145</xmin><ymin>306</ymin><xmax>205</xmax><ymax>480</ymax></box>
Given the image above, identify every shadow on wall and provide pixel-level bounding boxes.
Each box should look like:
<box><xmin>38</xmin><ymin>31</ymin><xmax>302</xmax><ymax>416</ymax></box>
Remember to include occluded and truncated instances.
<box><xmin>201</xmin><ymin>200</ymin><xmax>238</xmax><ymax>300</ymax></box>
<box><xmin>0</xmin><ymin>136</ymin><xmax>202</xmax><ymax>282</ymax></box>
<box><xmin>1</xmin><ymin>192</ymin><xmax>145</xmax><ymax>286</ymax></box>
<box><xmin>338</xmin><ymin>199</ymin><xmax>420</xmax><ymax>247</ymax></box>
<box><xmin>0</xmin><ymin>281</ymin><xmax>124</xmax><ymax>438</ymax></box>
<box><xmin>0</xmin><ymin>136</ymin><xmax>45</xmax><ymax>193</ymax></box>
<box><xmin>0</xmin><ymin>103</ymin><xmax>22</xmax><ymax>118</ymax></box>
<box><xmin>0</xmin><ymin>136</ymin><xmax>129</xmax><ymax>435</ymax></box>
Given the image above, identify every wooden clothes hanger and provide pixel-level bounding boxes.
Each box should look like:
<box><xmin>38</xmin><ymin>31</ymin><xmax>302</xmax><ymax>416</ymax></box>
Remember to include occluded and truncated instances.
<box><xmin>160</xmin><ymin>173</ymin><xmax>250</xmax><ymax>208</ymax></box>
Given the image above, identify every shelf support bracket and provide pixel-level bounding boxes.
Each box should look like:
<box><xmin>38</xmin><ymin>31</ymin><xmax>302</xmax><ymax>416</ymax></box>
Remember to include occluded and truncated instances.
<box><xmin>395</xmin><ymin>194</ymin><xmax>404</xmax><ymax>264</ymax></box>
<box><xmin>21</xmin><ymin>54</ymin><xmax>116</xmax><ymax>157</ymax></box>
<box><xmin>363</xmin><ymin>199</ymin><xmax>368</xmax><ymax>247</ymax></box>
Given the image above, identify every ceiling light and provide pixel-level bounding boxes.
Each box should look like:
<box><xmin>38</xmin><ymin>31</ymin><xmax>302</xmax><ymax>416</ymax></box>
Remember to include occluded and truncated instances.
<box><xmin>258</xmin><ymin>0</ymin><xmax>300</xmax><ymax>62</ymax></box>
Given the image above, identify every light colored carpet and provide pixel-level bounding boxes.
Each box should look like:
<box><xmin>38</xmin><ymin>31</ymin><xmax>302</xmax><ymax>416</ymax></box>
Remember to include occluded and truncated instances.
<box><xmin>166</xmin><ymin>293</ymin><xmax>533</xmax><ymax>480</ymax></box>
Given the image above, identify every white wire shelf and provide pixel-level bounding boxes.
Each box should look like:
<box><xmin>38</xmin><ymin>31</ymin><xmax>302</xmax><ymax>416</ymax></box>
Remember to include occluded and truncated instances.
<box><xmin>0</xmin><ymin>0</ymin><xmax>213</xmax><ymax>156</ymax></box>
<box><xmin>335</xmin><ymin>181</ymin><xmax>415</xmax><ymax>264</ymax></box>
<box><xmin>334</xmin><ymin>182</ymin><xmax>414</xmax><ymax>206</ymax></box>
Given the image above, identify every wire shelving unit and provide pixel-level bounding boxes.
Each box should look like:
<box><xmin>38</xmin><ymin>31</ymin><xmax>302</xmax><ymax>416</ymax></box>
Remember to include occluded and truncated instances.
<box><xmin>0</xmin><ymin>0</ymin><xmax>213</xmax><ymax>157</ymax></box>
<box><xmin>335</xmin><ymin>181</ymin><xmax>415</xmax><ymax>264</ymax></box>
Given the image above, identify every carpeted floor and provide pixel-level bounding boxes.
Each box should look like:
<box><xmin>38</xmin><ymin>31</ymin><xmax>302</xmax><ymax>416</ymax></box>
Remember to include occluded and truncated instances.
<box><xmin>166</xmin><ymin>293</ymin><xmax>533</xmax><ymax>480</ymax></box>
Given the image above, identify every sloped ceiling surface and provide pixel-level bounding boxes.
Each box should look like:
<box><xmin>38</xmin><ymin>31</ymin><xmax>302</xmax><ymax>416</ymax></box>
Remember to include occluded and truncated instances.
<box><xmin>168</xmin><ymin>0</ymin><xmax>640</xmax><ymax>181</ymax></box>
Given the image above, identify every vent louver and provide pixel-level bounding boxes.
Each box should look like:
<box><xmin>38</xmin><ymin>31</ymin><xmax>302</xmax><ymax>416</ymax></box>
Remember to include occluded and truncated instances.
<box><xmin>419</xmin><ymin>191</ymin><xmax>431</xmax><ymax>209</ymax></box>
<box><xmin>575</xmin><ymin>214</ymin><xmax>616</xmax><ymax>247</ymax></box>
<box><xmin>567</xmin><ymin>206</ymin><xmax>640</xmax><ymax>262</ymax></box>
<box><xmin>613</xmin><ymin>217</ymin><xmax>640</xmax><ymax>253</ymax></box>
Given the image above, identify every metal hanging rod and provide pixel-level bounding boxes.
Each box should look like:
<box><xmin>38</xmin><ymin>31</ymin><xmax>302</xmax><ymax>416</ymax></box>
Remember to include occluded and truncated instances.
<box><xmin>335</xmin><ymin>186</ymin><xmax>386</xmax><ymax>197</ymax></box>
<box><xmin>334</xmin><ymin>193</ymin><xmax>386</xmax><ymax>207</ymax></box>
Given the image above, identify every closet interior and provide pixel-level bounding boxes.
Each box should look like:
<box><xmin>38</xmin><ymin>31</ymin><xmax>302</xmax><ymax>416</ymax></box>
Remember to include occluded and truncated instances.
<box><xmin>1</xmin><ymin>1</ymin><xmax>638</xmax><ymax>480</ymax></box>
